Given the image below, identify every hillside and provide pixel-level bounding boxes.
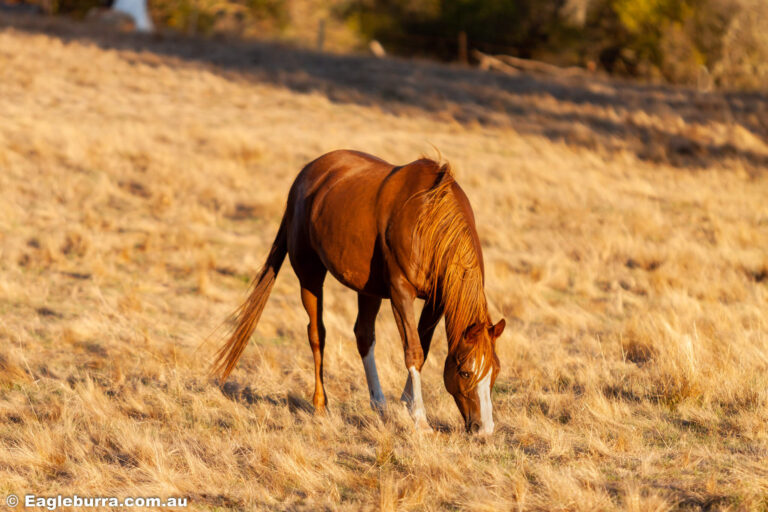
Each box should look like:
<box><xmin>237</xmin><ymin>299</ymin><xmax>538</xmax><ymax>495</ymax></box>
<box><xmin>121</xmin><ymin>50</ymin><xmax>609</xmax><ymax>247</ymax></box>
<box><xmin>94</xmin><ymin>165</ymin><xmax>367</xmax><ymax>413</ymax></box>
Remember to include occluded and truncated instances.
<box><xmin>1</xmin><ymin>12</ymin><xmax>768</xmax><ymax>511</ymax></box>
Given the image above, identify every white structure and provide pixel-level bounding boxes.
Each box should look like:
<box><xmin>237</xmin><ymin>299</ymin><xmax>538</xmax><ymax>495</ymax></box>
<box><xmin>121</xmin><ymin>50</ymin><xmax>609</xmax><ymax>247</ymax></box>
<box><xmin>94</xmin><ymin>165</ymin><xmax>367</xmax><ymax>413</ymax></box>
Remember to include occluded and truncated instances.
<box><xmin>112</xmin><ymin>0</ymin><xmax>153</xmax><ymax>32</ymax></box>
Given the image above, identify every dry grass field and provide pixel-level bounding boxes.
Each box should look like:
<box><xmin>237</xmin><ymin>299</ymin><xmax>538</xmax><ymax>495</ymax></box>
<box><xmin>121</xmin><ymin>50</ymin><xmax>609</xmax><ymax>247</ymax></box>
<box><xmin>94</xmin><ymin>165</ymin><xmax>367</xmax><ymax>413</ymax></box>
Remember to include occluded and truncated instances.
<box><xmin>2</xmin><ymin>12</ymin><xmax>768</xmax><ymax>511</ymax></box>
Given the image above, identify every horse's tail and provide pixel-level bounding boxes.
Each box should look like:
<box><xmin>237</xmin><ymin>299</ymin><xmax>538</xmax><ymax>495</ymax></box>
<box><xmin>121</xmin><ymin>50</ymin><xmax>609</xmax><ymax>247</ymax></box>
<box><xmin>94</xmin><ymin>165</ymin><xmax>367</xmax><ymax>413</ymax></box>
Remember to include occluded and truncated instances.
<box><xmin>210</xmin><ymin>214</ymin><xmax>288</xmax><ymax>383</ymax></box>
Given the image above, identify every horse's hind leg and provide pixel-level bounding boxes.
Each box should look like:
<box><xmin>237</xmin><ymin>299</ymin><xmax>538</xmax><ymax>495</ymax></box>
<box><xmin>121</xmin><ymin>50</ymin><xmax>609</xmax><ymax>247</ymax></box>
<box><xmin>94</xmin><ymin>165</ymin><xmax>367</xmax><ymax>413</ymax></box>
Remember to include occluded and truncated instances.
<box><xmin>354</xmin><ymin>293</ymin><xmax>385</xmax><ymax>412</ymax></box>
<box><xmin>299</xmin><ymin>274</ymin><xmax>327</xmax><ymax>413</ymax></box>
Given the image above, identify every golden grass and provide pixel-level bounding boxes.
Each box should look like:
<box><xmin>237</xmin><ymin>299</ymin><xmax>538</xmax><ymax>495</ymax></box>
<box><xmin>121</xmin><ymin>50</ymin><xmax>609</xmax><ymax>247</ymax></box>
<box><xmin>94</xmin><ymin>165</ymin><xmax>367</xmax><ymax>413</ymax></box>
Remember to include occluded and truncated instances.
<box><xmin>1</xmin><ymin>14</ymin><xmax>768</xmax><ymax>511</ymax></box>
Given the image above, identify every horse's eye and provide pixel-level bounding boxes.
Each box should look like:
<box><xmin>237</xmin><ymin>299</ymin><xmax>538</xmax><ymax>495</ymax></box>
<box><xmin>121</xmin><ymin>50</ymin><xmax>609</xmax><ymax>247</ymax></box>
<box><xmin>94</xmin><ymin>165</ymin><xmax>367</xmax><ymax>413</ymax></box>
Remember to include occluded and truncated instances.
<box><xmin>459</xmin><ymin>371</ymin><xmax>471</xmax><ymax>379</ymax></box>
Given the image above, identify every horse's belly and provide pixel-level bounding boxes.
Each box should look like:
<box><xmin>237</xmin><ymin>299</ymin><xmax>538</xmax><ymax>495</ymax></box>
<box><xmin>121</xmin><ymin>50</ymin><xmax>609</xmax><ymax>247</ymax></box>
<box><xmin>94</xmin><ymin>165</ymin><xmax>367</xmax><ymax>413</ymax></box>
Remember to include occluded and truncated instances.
<box><xmin>309</xmin><ymin>180</ymin><xmax>388</xmax><ymax>296</ymax></box>
<box><xmin>326</xmin><ymin>258</ymin><xmax>388</xmax><ymax>297</ymax></box>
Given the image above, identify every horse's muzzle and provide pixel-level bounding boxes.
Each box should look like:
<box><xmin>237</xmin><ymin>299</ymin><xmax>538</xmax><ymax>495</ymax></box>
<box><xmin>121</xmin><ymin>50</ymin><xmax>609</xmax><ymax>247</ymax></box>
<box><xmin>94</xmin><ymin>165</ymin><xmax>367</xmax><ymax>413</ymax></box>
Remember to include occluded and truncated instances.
<box><xmin>466</xmin><ymin>419</ymin><xmax>494</xmax><ymax>435</ymax></box>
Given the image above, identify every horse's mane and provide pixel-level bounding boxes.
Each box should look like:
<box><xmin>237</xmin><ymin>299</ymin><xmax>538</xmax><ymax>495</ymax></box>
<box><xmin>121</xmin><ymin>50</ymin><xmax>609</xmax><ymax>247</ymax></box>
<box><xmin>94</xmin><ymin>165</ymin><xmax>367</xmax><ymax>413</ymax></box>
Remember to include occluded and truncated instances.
<box><xmin>413</xmin><ymin>160</ymin><xmax>488</xmax><ymax>354</ymax></box>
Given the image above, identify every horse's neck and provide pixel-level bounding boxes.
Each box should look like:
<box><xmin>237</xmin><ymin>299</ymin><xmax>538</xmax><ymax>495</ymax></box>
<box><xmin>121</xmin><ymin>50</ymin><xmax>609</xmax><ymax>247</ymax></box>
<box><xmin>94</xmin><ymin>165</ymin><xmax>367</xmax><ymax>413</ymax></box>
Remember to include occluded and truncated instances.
<box><xmin>441</xmin><ymin>280</ymin><xmax>488</xmax><ymax>351</ymax></box>
<box><xmin>414</xmin><ymin>172</ymin><xmax>487</xmax><ymax>349</ymax></box>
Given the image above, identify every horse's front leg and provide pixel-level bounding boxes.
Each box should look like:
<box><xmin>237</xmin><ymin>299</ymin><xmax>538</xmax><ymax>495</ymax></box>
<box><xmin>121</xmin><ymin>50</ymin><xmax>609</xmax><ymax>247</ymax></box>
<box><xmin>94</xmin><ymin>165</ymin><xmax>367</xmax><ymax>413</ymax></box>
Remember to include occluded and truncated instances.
<box><xmin>389</xmin><ymin>276</ymin><xmax>431</xmax><ymax>432</ymax></box>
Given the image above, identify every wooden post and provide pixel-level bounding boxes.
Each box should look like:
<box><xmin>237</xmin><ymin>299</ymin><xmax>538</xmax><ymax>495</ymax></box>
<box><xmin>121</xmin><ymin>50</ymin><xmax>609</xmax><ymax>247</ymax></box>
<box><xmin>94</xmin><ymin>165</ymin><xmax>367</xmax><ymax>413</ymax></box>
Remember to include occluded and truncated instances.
<box><xmin>317</xmin><ymin>19</ymin><xmax>326</xmax><ymax>52</ymax></box>
<box><xmin>458</xmin><ymin>31</ymin><xmax>468</xmax><ymax>64</ymax></box>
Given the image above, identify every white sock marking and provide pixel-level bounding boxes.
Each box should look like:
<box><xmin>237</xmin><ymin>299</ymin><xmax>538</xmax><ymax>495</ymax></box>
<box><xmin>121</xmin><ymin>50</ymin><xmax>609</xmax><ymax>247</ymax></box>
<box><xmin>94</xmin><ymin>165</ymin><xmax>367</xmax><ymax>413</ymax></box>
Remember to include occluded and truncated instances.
<box><xmin>400</xmin><ymin>373</ymin><xmax>413</xmax><ymax>404</ymax></box>
<box><xmin>405</xmin><ymin>366</ymin><xmax>428</xmax><ymax>424</ymax></box>
<box><xmin>362</xmin><ymin>342</ymin><xmax>385</xmax><ymax>409</ymax></box>
<box><xmin>476</xmin><ymin>370</ymin><xmax>494</xmax><ymax>435</ymax></box>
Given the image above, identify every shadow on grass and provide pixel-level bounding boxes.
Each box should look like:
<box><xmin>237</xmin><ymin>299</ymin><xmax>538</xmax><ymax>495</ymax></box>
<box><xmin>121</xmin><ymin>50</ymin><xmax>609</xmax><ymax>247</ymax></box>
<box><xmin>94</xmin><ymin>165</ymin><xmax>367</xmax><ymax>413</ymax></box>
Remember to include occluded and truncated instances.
<box><xmin>220</xmin><ymin>380</ymin><xmax>314</xmax><ymax>415</ymax></box>
<box><xmin>220</xmin><ymin>379</ymin><xmax>465</xmax><ymax>435</ymax></box>
<box><xmin>4</xmin><ymin>11</ymin><xmax>766</xmax><ymax>172</ymax></box>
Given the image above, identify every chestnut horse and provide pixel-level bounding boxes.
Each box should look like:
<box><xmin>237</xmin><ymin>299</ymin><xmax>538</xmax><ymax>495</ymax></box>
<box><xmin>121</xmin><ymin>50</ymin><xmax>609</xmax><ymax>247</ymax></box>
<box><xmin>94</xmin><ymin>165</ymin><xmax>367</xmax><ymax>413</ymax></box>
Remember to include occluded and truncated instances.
<box><xmin>211</xmin><ymin>150</ymin><xmax>505</xmax><ymax>434</ymax></box>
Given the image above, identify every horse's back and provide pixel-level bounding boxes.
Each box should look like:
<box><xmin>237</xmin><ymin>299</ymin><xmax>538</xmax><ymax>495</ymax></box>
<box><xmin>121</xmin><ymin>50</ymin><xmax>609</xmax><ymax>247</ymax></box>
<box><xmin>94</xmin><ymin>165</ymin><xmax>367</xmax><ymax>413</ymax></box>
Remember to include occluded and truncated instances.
<box><xmin>295</xmin><ymin>150</ymin><xmax>390</xmax><ymax>188</ymax></box>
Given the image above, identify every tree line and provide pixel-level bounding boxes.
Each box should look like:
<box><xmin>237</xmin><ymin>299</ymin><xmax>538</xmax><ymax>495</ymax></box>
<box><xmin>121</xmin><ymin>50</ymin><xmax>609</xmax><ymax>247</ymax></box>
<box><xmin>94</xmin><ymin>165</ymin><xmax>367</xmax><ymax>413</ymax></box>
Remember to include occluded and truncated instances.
<box><xmin>31</xmin><ymin>0</ymin><xmax>768</xmax><ymax>89</ymax></box>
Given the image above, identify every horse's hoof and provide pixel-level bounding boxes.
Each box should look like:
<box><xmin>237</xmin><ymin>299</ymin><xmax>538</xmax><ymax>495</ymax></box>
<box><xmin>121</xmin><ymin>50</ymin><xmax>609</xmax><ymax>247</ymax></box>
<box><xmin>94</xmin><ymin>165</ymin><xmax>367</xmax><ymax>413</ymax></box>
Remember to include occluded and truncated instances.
<box><xmin>414</xmin><ymin>418</ymin><xmax>433</xmax><ymax>433</ymax></box>
<box><xmin>371</xmin><ymin>400</ymin><xmax>387</xmax><ymax>415</ymax></box>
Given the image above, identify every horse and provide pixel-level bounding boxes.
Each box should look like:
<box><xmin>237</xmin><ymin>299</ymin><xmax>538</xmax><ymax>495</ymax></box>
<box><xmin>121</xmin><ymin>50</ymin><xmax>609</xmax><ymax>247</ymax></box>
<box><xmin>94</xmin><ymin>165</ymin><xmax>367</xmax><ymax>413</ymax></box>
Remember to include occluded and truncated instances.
<box><xmin>211</xmin><ymin>150</ymin><xmax>505</xmax><ymax>434</ymax></box>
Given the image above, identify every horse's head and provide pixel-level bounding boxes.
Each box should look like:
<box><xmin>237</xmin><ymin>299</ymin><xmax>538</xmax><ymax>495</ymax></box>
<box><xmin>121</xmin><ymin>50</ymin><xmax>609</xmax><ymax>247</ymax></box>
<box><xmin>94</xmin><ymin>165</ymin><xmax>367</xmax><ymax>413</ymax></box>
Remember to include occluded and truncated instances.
<box><xmin>444</xmin><ymin>318</ymin><xmax>505</xmax><ymax>435</ymax></box>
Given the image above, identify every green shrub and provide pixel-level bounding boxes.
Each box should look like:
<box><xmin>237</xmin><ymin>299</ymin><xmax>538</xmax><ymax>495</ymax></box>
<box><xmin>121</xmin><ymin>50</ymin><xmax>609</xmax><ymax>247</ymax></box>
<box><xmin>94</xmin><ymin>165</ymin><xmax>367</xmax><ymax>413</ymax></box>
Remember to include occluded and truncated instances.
<box><xmin>150</xmin><ymin>0</ymin><xmax>286</xmax><ymax>35</ymax></box>
<box><xmin>712</xmin><ymin>0</ymin><xmax>768</xmax><ymax>89</ymax></box>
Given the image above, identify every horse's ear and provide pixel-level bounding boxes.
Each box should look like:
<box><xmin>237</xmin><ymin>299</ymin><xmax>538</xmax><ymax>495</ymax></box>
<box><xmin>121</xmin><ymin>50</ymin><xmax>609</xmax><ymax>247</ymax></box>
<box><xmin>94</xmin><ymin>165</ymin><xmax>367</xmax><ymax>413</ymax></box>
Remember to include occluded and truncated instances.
<box><xmin>463</xmin><ymin>322</ymin><xmax>486</xmax><ymax>341</ymax></box>
<box><xmin>489</xmin><ymin>319</ymin><xmax>506</xmax><ymax>339</ymax></box>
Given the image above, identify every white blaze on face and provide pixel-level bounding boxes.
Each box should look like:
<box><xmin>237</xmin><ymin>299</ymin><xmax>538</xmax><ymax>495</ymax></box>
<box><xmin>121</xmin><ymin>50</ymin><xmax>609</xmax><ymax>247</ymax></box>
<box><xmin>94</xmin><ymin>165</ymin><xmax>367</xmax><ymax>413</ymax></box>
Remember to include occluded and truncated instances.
<box><xmin>473</xmin><ymin>355</ymin><xmax>484</xmax><ymax>374</ymax></box>
<box><xmin>476</xmin><ymin>367</ymin><xmax>494</xmax><ymax>435</ymax></box>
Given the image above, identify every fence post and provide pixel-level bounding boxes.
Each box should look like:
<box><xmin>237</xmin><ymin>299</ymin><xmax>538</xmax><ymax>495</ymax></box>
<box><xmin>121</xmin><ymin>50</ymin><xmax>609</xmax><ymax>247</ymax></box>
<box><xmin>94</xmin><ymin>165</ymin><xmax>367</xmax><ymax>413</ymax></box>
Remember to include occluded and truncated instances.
<box><xmin>317</xmin><ymin>19</ymin><xmax>326</xmax><ymax>52</ymax></box>
<box><xmin>458</xmin><ymin>31</ymin><xmax>468</xmax><ymax>64</ymax></box>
